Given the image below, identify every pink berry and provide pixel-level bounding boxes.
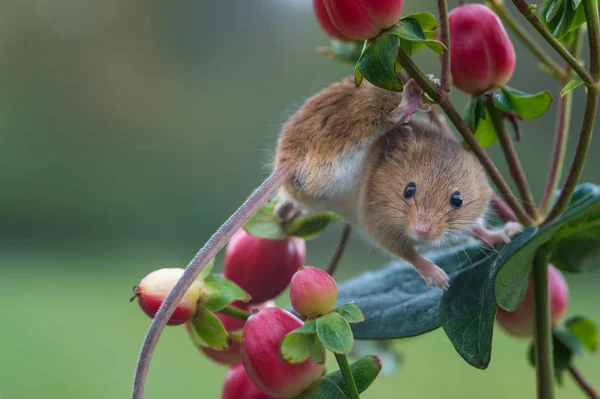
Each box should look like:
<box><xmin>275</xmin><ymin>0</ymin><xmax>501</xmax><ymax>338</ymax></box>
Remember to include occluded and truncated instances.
<box><xmin>222</xmin><ymin>362</ymin><xmax>277</xmax><ymax>399</ymax></box>
<box><xmin>448</xmin><ymin>4</ymin><xmax>516</xmax><ymax>95</ymax></box>
<box><xmin>496</xmin><ymin>264</ymin><xmax>569</xmax><ymax>338</ymax></box>
<box><xmin>132</xmin><ymin>268</ymin><xmax>202</xmax><ymax>326</ymax></box>
<box><xmin>314</xmin><ymin>0</ymin><xmax>404</xmax><ymax>41</ymax></box>
<box><xmin>223</xmin><ymin>228</ymin><xmax>306</xmax><ymax>304</ymax></box>
<box><xmin>290</xmin><ymin>266</ymin><xmax>338</xmax><ymax>317</ymax></box>
<box><xmin>241</xmin><ymin>308</ymin><xmax>325</xmax><ymax>398</ymax></box>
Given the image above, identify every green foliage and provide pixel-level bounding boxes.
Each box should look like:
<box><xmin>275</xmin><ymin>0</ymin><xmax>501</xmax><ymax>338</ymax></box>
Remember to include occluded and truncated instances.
<box><xmin>325</xmin><ymin>355</ymin><xmax>382</xmax><ymax>396</ymax></box>
<box><xmin>541</xmin><ymin>0</ymin><xmax>592</xmax><ymax>44</ymax></box>
<box><xmin>500</xmin><ymin>87</ymin><xmax>553</xmax><ymax>119</ymax></box>
<box><xmin>280</xmin><ymin>331</ymin><xmax>325</xmax><ymax>364</ymax></box>
<box><xmin>288</xmin><ymin>212</ymin><xmax>341</xmax><ymax>240</ymax></box>
<box><xmin>317</xmin><ymin>40</ymin><xmax>363</xmax><ymax>65</ymax></box>
<box><xmin>188</xmin><ymin>306</ymin><xmax>230</xmax><ymax>350</ymax></box>
<box><xmin>317</xmin><ymin>312</ymin><xmax>354</xmax><ymax>354</ymax></box>
<box><xmin>333</xmin><ymin>303</ymin><xmax>365</xmax><ymax>323</ymax></box>
<box><xmin>560</xmin><ymin>78</ymin><xmax>584</xmax><ymax>97</ymax></box>
<box><xmin>298</xmin><ymin>378</ymin><xmax>347</xmax><ymax>399</ymax></box>
<box><xmin>202</xmin><ymin>275</ymin><xmax>250</xmax><ymax>311</ymax></box>
<box><xmin>565</xmin><ymin>316</ymin><xmax>599</xmax><ymax>352</ymax></box>
<box><xmin>464</xmin><ymin>96</ymin><xmax>498</xmax><ymax>148</ymax></box>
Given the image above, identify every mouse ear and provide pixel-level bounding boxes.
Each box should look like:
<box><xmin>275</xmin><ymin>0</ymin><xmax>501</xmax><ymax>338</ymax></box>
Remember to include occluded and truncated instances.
<box><xmin>387</xmin><ymin>79</ymin><xmax>432</xmax><ymax>124</ymax></box>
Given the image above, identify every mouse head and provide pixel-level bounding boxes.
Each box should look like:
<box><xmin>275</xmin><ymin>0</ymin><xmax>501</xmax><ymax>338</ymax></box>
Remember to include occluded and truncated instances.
<box><xmin>360</xmin><ymin>120</ymin><xmax>492</xmax><ymax>249</ymax></box>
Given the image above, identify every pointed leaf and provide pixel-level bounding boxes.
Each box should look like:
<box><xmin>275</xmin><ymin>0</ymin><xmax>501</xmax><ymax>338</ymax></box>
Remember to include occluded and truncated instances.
<box><xmin>333</xmin><ymin>303</ymin><xmax>365</xmax><ymax>323</ymax></box>
<box><xmin>502</xmin><ymin>87</ymin><xmax>552</xmax><ymax>119</ymax></box>
<box><xmin>325</xmin><ymin>355</ymin><xmax>382</xmax><ymax>395</ymax></box>
<box><xmin>288</xmin><ymin>212</ymin><xmax>341</xmax><ymax>240</ymax></box>
<box><xmin>189</xmin><ymin>306</ymin><xmax>230</xmax><ymax>350</ymax></box>
<box><xmin>317</xmin><ymin>40</ymin><xmax>363</xmax><ymax>65</ymax></box>
<box><xmin>354</xmin><ymin>64</ymin><xmax>364</xmax><ymax>87</ymax></box>
<box><xmin>280</xmin><ymin>332</ymin><xmax>325</xmax><ymax>364</ymax></box>
<box><xmin>440</xmin><ymin>258</ymin><xmax>497</xmax><ymax>369</ymax></box>
<box><xmin>356</xmin><ymin>33</ymin><xmax>403</xmax><ymax>91</ymax></box>
<box><xmin>243</xmin><ymin>199</ymin><xmax>286</xmax><ymax>240</ymax></box>
<box><xmin>572</xmin><ymin>0</ymin><xmax>582</xmax><ymax>8</ymax></box>
<box><xmin>565</xmin><ymin>316</ymin><xmax>599</xmax><ymax>351</ymax></box>
<box><xmin>202</xmin><ymin>275</ymin><xmax>251</xmax><ymax>311</ymax></box>
<box><xmin>316</xmin><ymin>312</ymin><xmax>354</xmax><ymax>354</ymax></box>
<box><xmin>298</xmin><ymin>378</ymin><xmax>347</xmax><ymax>399</ymax></box>
<box><xmin>423</xmin><ymin>40</ymin><xmax>448</xmax><ymax>54</ymax></box>
<box><xmin>560</xmin><ymin>78</ymin><xmax>584</xmax><ymax>97</ymax></box>
<box><xmin>389</xmin><ymin>18</ymin><xmax>427</xmax><ymax>41</ymax></box>
<box><xmin>400</xmin><ymin>12</ymin><xmax>439</xmax><ymax>31</ymax></box>
<box><xmin>473</xmin><ymin>108</ymin><xmax>498</xmax><ymax>148</ymax></box>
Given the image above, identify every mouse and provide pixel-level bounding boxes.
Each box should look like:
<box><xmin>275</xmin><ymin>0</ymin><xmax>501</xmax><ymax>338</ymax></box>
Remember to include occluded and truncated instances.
<box><xmin>273</xmin><ymin>76</ymin><xmax>522</xmax><ymax>289</ymax></box>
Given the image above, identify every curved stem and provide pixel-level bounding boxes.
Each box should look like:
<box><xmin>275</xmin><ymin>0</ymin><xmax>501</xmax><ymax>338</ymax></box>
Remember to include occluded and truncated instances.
<box><xmin>491</xmin><ymin>192</ymin><xmax>518</xmax><ymax>222</ymax></box>
<box><xmin>335</xmin><ymin>353</ymin><xmax>360</xmax><ymax>399</ymax></box>
<box><xmin>437</xmin><ymin>0</ymin><xmax>451</xmax><ymax>93</ymax></box>
<box><xmin>486</xmin><ymin>103</ymin><xmax>540</xmax><ymax>221</ymax></box>
<box><xmin>396</xmin><ymin>48</ymin><xmax>535</xmax><ymax>226</ymax></box>
<box><xmin>584</xmin><ymin>0</ymin><xmax>600</xmax><ymax>79</ymax></box>
<box><xmin>488</xmin><ymin>0</ymin><xmax>566</xmax><ymax>80</ymax></box>
<box><xmin>509</xmin><ymin>0</ymin><xmax>594</xmax><ymax>85</ymax></box>
<box><xmin>531</xmin><ymin>247</ymin><xmax>554</xmax><ymax>399</ymax></box>
<box><xmin>326</xmin><ymin>224</ymin><xmax>352</xmax><ymax>276</ymax></box>
<box><xmin>568</xmin><ymin>364</ymin><xmax>599</xmax><ymax>399</ymax></box>
<box><xmin>132</xmin><ymin>168</ymin><xmax>290</xmax><ymax>399</ymax></box>
<box><xmin>219</xmin><ymin>305</ymin><xmax>251</xmax><ymax>321</ymax></box>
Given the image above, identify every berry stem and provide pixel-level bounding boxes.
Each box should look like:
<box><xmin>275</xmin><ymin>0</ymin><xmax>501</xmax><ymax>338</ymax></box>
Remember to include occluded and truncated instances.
<box><xmin>335</xmin><ymin>353</ymin><xmax>360</xmax><ymax>399</ymax></box>
<box><xmin>395</xmin><ymin>48</ymin><xmax>535</xmax><ymax>226</ymax></box>
<box><xmin>326</xmin><ymin>224</ymin><xmax>352</xmax><ymax>276</ymax></box>
<box><xmin>531</xmin><ymin>246</ymin><xmax>554</xmax><ymax>399</ymax></box>
<box><xmin>437</xmin><ymin>0</ymin><xmax>451</xmax><ymax>93</ymax></box>
<box><xmin>491</xmin><ymin>192</ymin><xmax>518</xmax><ymax>222</ymax></box>
<box><xmin>132</xmin><ymin>168</ymin><xmax>290</xmax><ymax>399</ymax></box>
<box><xmin>219</xmin><ymin>305</ymin><xmax>251</xmax><ymax>321</ymax></box>
<box><xmin>568</xmin><ymin>364</ymin><xmax>599</xmax><ymax>399</ymax></box>
<box><xmin>508</xmin><ymin>0</ymin><xmax>594</xmax><ymax>86</ymax></box>
<box><xmin>485</xmin><ymin>102</ymin><xmax>540</xmax><ymax>221</ymax></box>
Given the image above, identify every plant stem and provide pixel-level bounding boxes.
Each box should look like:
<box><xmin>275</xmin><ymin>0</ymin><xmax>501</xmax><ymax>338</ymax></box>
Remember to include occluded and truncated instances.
<box><xmin>491</xmin><ymin>192</ymin><xmax>518</xmax><ymax>222</ymax></box>
<box><xmin>132</xmin><ymin>168</ymin><xmax>290</xmax><ymax>399</ymax></box>
<box><xmin>583</xmin><ymin>0</ymin><xmax>600</xmax><ymax>79</ymax></box>
<box><xmin>219</xmin><ymin>305</ymin><xmax>251</xmax><ymax>320</ymax></box>
<box><xmin>326</xmin><ymin>224</ymin><xmax>352</xmax><ymax>276</ymax></box>
<box><xmin>531</xmin><ymin>246</ymin><xmax>554</xmax><ymax>399</ymax></box>
<box><xmin>488</xmin><ymin>0</ymin><xmax>567</xmax><ymax>80</ymax></box>
<box><xmin>396</xmin><ymin>48</ymin><xmax>535</xmax><ymax>226</ymax></box>
<box><xmin>568</xmin><ymin>364</ymin><xmax>600</xmax><ymax>399</ymax></box>
<box><xmin>485</xmin><ymin>103</ymin><xmax>540</xmax><ymax>221</ymax></box>
<box><xmin>335</xmin><ymin>353</ymin><xmax>360</xmax><ymax>399</ymax></box>
<box><xmin>437</xmin><ymin>0</ymin><xmax>451</xmax><ymax>93</ymax></box>
<box><xmin>509</xmin><ymin>0</ymin><xmax>594</xmax><ymax>85</ymax></box>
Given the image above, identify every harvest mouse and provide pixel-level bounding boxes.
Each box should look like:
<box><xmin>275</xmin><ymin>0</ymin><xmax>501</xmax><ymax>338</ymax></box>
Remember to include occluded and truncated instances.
<box><xmin>273</xmin><ymin>76</ymin><xmax>522</xmax><ymax>289</ymax></box>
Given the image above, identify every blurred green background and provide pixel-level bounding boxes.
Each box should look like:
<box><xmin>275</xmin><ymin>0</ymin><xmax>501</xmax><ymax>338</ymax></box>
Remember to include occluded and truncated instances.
<box><xmin>0</xmin><ymin>0</ymin><xmax>598</xmax><ymax>398</ymax></box>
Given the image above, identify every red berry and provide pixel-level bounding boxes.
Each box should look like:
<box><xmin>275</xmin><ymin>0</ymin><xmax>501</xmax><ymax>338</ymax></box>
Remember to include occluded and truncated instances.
<box><xmin>223</xmin><ymin>228</ymin><xmax>306</xmax><ymax>304</ymax></box>
<box><xmin>290</xmin><ymin>266</ymin><xmax>338</xmax><ymax>317</ymax></box>
<box><xmin>241</xmin><ymin>308</ymin><xmax>325</xmax><ymax>398</ymax></box>
<box><xmin>314</xmin><ymin>0</ymin><xmax>404</xmax><ymax>41</ymax></box>
<box><xmin>496</xmin><ymin>264</ymin><xmax>569</xmax><ymax>338</ymax></box>
<box><xmin>133</xmin><ymin>268</ymin><xmax>202</xmax><ymax>326</ymax></box>
<box><xmin>448</xmin><ymin>4</ymin><xmax>516</xmax><ymax>95</ymax></box>
<box><xmin>222</xmin><ymin>362</ymin><xmax>277</xmax><ymax>399</ymax></box>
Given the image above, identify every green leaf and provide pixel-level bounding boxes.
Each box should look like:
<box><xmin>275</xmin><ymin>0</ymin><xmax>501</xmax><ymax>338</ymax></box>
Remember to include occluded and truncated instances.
<box><xmin>494</xmin><ymin>183</ymin><xmax>600</xmax><ymax>311</ymax></box>
<box><xmin>202</xmin><ymin>275</ymin><xmax>251</xmax><ymax>311</ymax></box>
<box><xmin>294</xmin><ymin>318</ymin><xmax>318</xmax><ymax>334</ymax></box>
<box><xmin>528</xmin><ymin>330</ymin><xmax>575</xmax><ymax>384</ymax></box>
<box><xmin>316</xmin><ymin>312</ymin><xmax>354</xmax><ymax>354</ymax></box>
<box><xmin>335</xmin><ymin>244</ymin><xmax>496</xmax><ymax>339</ymax></box>
<box><xmin>388</xmin><ymin>19</ymin><xmax>447</xmax><ymax>54</ymax></box>
<box><xmin>333</xmin><ymin>302</ymin><xmax>365</xmax><ymax>323</ymax></box>
<box><xmin>474</xmin><ymin>108</ymin><xmax>498</xmax><ymax>148</ymax></box>
<box><xmin>356</xmin><ymin>33</ymin><xmax>403</xmax><ymax>91</ymax></box>
<box><xmin>572</xmin><ymin>0</ymin><xmax>582</xmax><ymax>8</ymax></box>
<box><xmin>298</xmin><ymin>378</ymin><xmax>347</xmax><ymax>399</ymax></box>
<box><xmin>560</xmin><ymin>78</ymin><xmax>584</xmax><ymax>97</ymax></box>
<box><xmin>243</xmin><ymin>199</ymin><xmax>286</xmax><ymax>240</ymax></box>
<box><xmin>197</xmin><ymin>257</ymin><xmax>215</xmax><ymax>282</ymax></box>
<box><xmin>555</xmin><ymin>326</ymin><xmax>584</xmax><ymax>356</ymax></box>
<box><xmin>440</xmin><ymin>258</ymin><xmax>497</xmax><ymax>369</ymax></box>
<box><xmin>349</xmin><ymin>340</ymin><xmax>402</xmax><ymax>376</ymax></box>
<box><xmin>325</xmin><ymin>355</ymin><xmax>382</xmax><ymax>395</ymax></box>
<box><xmin>545</xmin><ymin>0</ymin><xmax>563</xmax><ymax>22</ymax></box>
<box><xmin>492</xmin><ymin>92</ymin><xmax>512</xmax><ymax>113</ymax></box>
<box><xmin>280</xmin><ymin>331</ymin><xmax>325</xmax><ymax>364</ymax></box>
<box><xmin>317</xmin><ymin>40</ymin><xmax>363</xmax><ymax>65</ymax></box>
<box><xmin>188</xmin><ymin>306</ymin><xmax>230</xmax><ymax>350</ymax></box>
<box><xmin>287</xmin><ymin>212</ymin><xmax>341</xmax><ymax>240</ymax></box>
<box><xmin>400</xmin><ymin>12</ymin><xmax>438</xmax><ymax>31</ymax></box>
<box><xmin>540</xmin><ymin>0</ymin><xmax>589</xmax><ymax>43</ymax></box>
<box><xmin>502</xmin><ymin>87</ymin><xmax>553</xmax><ymax>119</ymax></box>
<box><xmin>565</xmin><ymin>316</ymin><xmax>599</xmax><ymax>351</ymax></box>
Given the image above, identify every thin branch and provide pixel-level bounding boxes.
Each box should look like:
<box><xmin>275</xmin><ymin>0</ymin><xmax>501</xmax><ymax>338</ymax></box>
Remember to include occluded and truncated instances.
<box><xmin>491</xmin><ymin>192</ymin><xmax>518</xmax><ymax>222</ymax></box>
<box><xmin>395</xmin><ymin>48</ymin><xmax>535</xmax><ymax>226</ymax></box>
<box><xmin>326</xmin><ymin>224</ymin><xmax>352</xmax><ymax>276</ymax></box>
<box><xmin>568</xmin><ymin>364</ymin><xmax>599</xmax><ymax>399</ymax></box>
<box><xmin>437</xmin><ymin>0</ymin><xmax>451</xmax><ymax>93</ymax></box>
<box><xmin>485</xmin><ymin>102</ymin><xmax>541</xmax><ymax>221</ymax></box>
<box><xmin>132</xmin><ymin>168</ymin><xmax>290</xmax><ymax>399</ymax></box>
<box><xmin>583</xmin><ymin>0</ymin><xmax>600</xmax><ymax>79</ymax></box>
<box><xmin>509</xmin><ymin>0</ymin><xmax>594</xmax><ymax>85</ymax></box>
<box><xmin>335</xmin><ymin>354</ymin><xmax>360</xmax><ymax>399</ymax></box>
<box><xmin>219</xmin><ymin>305</ymin><xmax>251</xmax><ymax>321</ymax></box>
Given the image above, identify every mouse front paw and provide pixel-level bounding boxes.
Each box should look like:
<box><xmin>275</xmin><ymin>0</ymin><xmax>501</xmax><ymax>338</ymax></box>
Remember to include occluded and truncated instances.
<box><xmin>503</xmin><ymin>221</ymin><xmax>524</xmax><ymax>237</ymax></box>
<box><xmin>472</xmin><ymin>222</ymin><xmax>524</xmax><ymax>247</ymax></box>
<box><xmin>410</xmin><ymin>255</ymin><xmax>449</xmax><ymax>290</ymax></box>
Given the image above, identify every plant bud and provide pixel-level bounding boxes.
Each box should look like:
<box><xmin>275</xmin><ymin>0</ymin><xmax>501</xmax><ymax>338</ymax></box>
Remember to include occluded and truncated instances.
<box><xmin>290</xmin><ymin>266</ymin><xmax>338</xmax><ymax>317</ymax></box>
<box><xmin>313</xmin><ymin>0</ymin><xmax>404</xmax><ymax>41</ymax></box>
<box><xmin>448</xmin><ymin>4</ymin><xmax>516</xmax><ymax>95</ymax></box>
<box><xmin>132</xmin><ymin>268</ymin><xmax>202</xmax><ymax>326</ymax></box>
<box><xmin>241</xmin><ymin>308</ymin><xmax>325</xmax><ymax>398</ymax></box>
<box><xmin>223</xmin><ymin>228</ymin><xmax>306</xmax><ymax>304</ymax></box>
<box><xmin>496</xmin><ymin>264</ymin><xmax>569</xmax><ymax>337</ymax></box>
<box><xmin>222</xmin><ymin>362</ymin><xmax>277</xmax><ymax>399</ymax></box>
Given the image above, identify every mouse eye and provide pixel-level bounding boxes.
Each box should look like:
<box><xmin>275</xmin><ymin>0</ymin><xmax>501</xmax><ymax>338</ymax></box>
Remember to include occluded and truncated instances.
<box><xmin>403</xmin><ymin>182</ymin><xmax>416</xmax><ymax>199</ymax></box>
<box><xmin>450</xmin><ymin>191</ymin><xmax>463</xmax><ymax>209</ymax></box>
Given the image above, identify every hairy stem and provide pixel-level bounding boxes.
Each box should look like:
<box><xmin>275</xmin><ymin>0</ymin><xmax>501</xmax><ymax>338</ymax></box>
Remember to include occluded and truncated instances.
<box><xmin>132</xmin><ymin>168</ymin><xmax>289</xmax><ymax>399</ymax></box>
<box><xmin>488</xmin><ymin>0</ymin><xmax>566</xmax><ymax>80</ymax></box>
<box><xmin>568</xmin><ymin>364</ymin><xmax>600</xmax><ymax>399</ymax></box>
<box><xmin>531</xmin><ymin>247</ymin><xmax>554</xmax><ymax>399</ymax></box>
<box><xmin>491</xmin><ymin>192</ymin><xmax>518</xmax><ymax>222</ymax></box>
<box><xmin>326</xmin><ymin>224</ymin><xmax>352</xmax><ymax>276</ymax></box>
<box><xmin>396</xmin><ymin>48</ymin><xmax>534</xmax><ymax>226</ymax></box>
<box><xmin>335</xmin><ymin>353</ymin><xmax>360</xmax><ymax>399</ymax></box>
<box><xmin>437</xmin><ymin>0</ymin><xmax>451</xmax><ymax>93</ymax></box>
<box><xmin>486</xmin><ymin>103</ymin><xmax>540</xmax><ymax>220</ymax></box>
<box><xmin>219</xmin><ymin>305</ymin><xmax>251</xmax><ymax>321</ymax></box>
<box><xmin>510</xmin><ymin>0</ymin><xmax>594</xmax><ymax>85</ymax></box>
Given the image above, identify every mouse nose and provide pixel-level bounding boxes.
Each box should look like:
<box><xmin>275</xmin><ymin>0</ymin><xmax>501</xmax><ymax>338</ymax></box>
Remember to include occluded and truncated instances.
<box><xmin>413</xmin><ymin>224</ymin><xmax>431</xmax><ymax>239</ymax></box>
